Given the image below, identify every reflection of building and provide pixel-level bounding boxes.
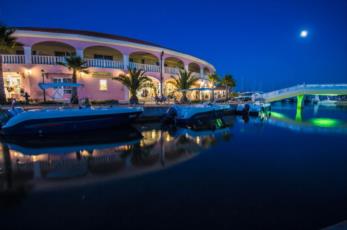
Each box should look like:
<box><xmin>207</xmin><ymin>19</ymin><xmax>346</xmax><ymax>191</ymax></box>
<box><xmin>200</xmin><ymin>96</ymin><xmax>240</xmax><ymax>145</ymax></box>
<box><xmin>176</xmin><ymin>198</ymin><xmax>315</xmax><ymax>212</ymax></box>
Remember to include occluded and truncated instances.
<box><xmin>0</xmin><ymin>128</ymin><xmax>212</xmax><ymax>192</ymax></box>
<box><xmin>1</xmin><ymin>28</ymin><xmax>215</xmax><ymax>102</ymax></box>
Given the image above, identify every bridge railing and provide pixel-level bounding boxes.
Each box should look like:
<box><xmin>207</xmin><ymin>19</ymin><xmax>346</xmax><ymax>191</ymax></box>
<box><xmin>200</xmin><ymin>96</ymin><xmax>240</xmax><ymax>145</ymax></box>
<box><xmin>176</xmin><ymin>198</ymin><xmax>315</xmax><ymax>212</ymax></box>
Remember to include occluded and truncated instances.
<box><xmin>303</xmin><ymin>84</ymin><xmax>347</xmax><ymax>89</ymax></box>
<box><xmin>262</xmin><ymin>84</ymin><xmax>347</xmax><ymax>100</ymax></box>
<box><xmin>262</xmin><ymin>84</ymin><xmax>304</xmax><ymax>99</ymax></box>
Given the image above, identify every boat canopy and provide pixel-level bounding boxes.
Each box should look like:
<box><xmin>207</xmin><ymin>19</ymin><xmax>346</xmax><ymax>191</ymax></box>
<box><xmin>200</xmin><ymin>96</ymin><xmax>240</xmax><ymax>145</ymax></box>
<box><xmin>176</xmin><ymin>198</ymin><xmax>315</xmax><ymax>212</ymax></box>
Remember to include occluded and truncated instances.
<box><xmin>180</xmin><ymin>88</ymin><xmax>213</xmax><ymax>92</ymax></box>
<box><xmin>180</xmin><ymin>87</ymin><xmax>234</xmax><ymax>92</ymax></box>
<box><xmin>38</xmin><ymin>83</ymin><xmax>84</xmax><ymax>90</ymax></box>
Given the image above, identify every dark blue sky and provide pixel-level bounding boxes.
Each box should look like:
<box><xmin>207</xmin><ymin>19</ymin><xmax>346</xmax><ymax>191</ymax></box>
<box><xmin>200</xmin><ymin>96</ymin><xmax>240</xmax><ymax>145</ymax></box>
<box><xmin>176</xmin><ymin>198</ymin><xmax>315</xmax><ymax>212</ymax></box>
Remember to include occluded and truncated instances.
<box><xmin>1</xmin><ymin>0</ymin><xmax>347</xmax><ymax>91</ymax></box>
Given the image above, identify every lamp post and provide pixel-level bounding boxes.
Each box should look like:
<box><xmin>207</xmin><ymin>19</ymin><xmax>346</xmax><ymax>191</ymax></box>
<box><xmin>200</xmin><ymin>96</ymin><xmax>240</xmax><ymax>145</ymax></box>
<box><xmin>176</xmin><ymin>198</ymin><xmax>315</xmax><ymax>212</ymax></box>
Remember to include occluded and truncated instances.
<box><xmin>160</xmin><ymin>51</ymin><xmax>164</xmax><ymax>98</ymax></box>
<box><xmin>41</xmin><ymin>69</ymin><xmax>46</xmax><ymax>103</ymax></box>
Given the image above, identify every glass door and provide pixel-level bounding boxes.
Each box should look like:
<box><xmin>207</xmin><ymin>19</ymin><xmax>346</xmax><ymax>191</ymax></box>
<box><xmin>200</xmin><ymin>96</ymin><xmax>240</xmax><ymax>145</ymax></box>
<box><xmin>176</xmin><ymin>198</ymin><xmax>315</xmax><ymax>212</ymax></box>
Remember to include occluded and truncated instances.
<box><xmin>4</xmin><ymin>74</ymin><xmax>22</xmax><ymax>100</ymax></box>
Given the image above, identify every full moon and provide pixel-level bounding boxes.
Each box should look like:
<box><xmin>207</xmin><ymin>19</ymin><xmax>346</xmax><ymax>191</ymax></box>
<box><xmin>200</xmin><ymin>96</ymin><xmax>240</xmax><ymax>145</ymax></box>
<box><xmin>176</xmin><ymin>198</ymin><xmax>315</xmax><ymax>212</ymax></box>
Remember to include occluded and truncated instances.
<box><xmin>300</xmin><ymin>30</ymin><xmax>308</xmax><ymax>38</ymax></box>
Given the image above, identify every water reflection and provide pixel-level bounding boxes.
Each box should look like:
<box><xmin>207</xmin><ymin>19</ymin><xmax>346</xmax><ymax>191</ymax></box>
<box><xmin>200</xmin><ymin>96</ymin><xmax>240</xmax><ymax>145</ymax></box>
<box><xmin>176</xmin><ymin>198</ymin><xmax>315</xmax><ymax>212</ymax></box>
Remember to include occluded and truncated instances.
<box><xmin>265</xmin><ymin>108</ymin><xmax>347</xmax><ymax>134</ymax></box>
<box><xmin>0</xmin><ymin>124</ymin><xmax>231</xmax><ymax>199</ymax></box>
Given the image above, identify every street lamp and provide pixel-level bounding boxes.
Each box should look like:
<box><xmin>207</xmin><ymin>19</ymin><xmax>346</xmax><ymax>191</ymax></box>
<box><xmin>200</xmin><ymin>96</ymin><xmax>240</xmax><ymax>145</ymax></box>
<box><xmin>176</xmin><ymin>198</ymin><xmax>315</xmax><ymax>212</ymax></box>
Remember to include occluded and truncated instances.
<box><xmin>41</xmin><ymin>69</ymin><xmax>46</xmax><ymax>103</ymax></box>
<box><xmin>160</xmin><ymin>51</ymin><xmax>164</xmax><ymax>98</ymax></box>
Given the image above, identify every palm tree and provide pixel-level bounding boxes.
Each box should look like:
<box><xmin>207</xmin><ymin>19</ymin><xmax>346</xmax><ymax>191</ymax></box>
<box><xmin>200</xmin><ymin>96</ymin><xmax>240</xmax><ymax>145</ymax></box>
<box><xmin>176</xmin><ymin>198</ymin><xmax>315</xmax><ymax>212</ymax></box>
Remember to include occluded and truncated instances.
<box><xmin>58</xmin><ymin>55</ymin><xmax>89</xmax><ymax>104</ymax></box>
<box><xmin>0</xmin><ymin>25</ymin><xmax>19</xmax><ymax>104</ymax></box>
<box><xmin>221</xmin><ymin>74</ymin><xmax>236</xmax><ymax>100</ymax></box>
<box><xmin>170</xmin><ymin>70</ymin><xmax>200</xmax><ymax>103</ymax></box>
<box><xmin>208</xmin><ymin>73</ymin><xmax>220</xmax><ymax>102</ymax></box>
<box><xmin>113</xmin><ymin>68</ymin><xmax>153</xmax><ymax>104</ymax></box>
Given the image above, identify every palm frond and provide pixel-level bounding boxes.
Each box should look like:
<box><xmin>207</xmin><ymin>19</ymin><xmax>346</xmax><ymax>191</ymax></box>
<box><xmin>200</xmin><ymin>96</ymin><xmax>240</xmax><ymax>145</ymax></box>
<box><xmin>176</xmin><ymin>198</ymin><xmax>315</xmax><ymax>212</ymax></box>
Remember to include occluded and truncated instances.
<box><xmin>222</xmin><ymin>74</ymin><xmax>236</xmax><ymax>88</ymax></box>
<box><xmin>170</xmin><ymin>70</ymin><xmax>200</xmax><ymax>91</ymax></box>
<box><xmin>0</xmin><ymin>25</ymin><xmax>19</xmax><ymax>52</ymax></box>
<box><xmin>113</xmin><ymin>67</ymin><xmax>152</xmax><ymax>98</ymax></box>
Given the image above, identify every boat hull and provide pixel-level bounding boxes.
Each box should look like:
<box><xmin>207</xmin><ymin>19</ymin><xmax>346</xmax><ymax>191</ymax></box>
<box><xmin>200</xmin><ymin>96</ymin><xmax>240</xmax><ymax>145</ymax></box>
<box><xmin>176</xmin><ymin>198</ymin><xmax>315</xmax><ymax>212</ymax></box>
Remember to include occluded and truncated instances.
<box><xmin>1</xmin><ymin>111</ymin><xmax>142</xmax><ymax>136</ymax></box>
<box><xmin>172</xmin><ymin>110</ymin><xmax>227</xmax><ymax>130</ymax></box>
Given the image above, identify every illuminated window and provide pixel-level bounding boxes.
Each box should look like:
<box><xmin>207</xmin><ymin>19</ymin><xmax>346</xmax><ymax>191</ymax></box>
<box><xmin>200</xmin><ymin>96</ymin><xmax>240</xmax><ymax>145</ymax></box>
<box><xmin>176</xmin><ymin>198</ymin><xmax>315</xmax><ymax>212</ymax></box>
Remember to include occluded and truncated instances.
<box><xmin>99</xmin><ymin>79</ymin><xmax>108</xmax><ymax>91</ymax></box>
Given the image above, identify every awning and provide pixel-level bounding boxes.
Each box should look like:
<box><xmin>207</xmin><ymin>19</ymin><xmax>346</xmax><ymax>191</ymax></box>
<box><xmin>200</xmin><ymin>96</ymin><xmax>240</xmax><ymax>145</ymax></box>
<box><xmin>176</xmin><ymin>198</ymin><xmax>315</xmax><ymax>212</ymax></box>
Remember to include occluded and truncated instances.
<box><xmin>179</xmin><ymin>88</ymin><xmax>214</xmax><ymax>92</ymax></box>
<box><xmin>39</xmin><ymin>83</ymin><xmax>84</xmax><ymax>90</ymax></box>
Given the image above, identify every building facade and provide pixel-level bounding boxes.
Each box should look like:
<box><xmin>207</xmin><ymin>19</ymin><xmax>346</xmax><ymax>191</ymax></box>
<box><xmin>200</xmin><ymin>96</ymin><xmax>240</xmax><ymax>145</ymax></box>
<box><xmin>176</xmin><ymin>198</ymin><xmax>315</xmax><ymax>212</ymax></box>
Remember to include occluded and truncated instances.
<box><xmin>1</xmin><ymin>27</ymin><xmax>215</xmax><ymax>102</ymax></box>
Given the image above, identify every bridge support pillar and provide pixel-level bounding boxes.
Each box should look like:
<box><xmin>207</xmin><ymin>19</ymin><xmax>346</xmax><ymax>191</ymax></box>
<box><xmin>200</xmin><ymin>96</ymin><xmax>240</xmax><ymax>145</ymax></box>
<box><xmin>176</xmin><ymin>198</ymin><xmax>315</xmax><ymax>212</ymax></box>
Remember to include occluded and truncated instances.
<box><xmin>297</xmin><ymin>95</ymin><xmax>304</xmax><ymax>109</ymax></box>
<box><xmin>296</xmin><ymin>95</ymin><xmax>304</xmax><ymax>121</ymax></box>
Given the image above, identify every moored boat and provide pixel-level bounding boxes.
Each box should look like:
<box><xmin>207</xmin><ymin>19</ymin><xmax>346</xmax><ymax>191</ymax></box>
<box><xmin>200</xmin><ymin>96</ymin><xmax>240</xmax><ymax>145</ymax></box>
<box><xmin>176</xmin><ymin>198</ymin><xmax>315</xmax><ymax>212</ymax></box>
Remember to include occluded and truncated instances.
<box><xmin>162</xmin><ymin>104</ymin><xmax>230</xmax><ymax>128</ymax></box>
<box><xmin>0</xmin><ymin>106</ymin><xmax>143</xmax><ymax>136</ymax></box>
<box><xmin>318</xmin><ymin>98</ymin><xmax>337</xmax><ymax>106</ymax></box>
<box><xmin>236</xmin><ymin>102</ymin><xmax>271</xmax><ymax>116</ymax></box>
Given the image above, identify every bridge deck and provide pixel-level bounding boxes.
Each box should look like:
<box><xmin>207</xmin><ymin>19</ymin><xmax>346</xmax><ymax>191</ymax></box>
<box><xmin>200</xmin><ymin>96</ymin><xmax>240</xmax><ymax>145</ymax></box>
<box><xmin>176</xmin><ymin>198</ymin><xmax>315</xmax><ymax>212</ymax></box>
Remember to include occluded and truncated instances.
<box><xmin>261</xmin><ymin>84</ymin><xmax>347</xmax><ymax>102</ymax></box>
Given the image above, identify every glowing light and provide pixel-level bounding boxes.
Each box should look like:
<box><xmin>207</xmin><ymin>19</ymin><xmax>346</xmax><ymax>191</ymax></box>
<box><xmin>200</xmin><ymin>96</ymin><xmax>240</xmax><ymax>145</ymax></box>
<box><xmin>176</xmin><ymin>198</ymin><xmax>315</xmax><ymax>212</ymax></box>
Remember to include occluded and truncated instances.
<box><xmin>270</xmin><ymin>111</ymin><xmax>288</xmax><ymax>119</ymax></box>
<box><xmin>151</xmin><ymin>130</ymin><xmax>157</xmax><ymax>139</ymax></box>
<box><xmin>300</xmin><ymin>30</ymin><xmax>308</xmax><ymax>38</ymax></box>
<box><xmin>99</xmin><ymin>79</ymin><xmax>108</xmax><ymax>91</ymax></box>
<box><xmin>32</xmin><ymin>156</ymin><xmax>37</xmax><ymax>162</ymax></box>
<box><xmin>309</xmin><ymin>118</ymin><xmax>341</xmax><ymax>128</ymax></box>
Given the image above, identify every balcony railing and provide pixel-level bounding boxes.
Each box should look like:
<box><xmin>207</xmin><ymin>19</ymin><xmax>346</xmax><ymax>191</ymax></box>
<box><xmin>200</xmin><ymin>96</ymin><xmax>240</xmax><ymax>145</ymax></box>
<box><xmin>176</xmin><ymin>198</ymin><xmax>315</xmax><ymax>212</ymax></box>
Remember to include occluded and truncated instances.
<box><xmin>164</xmin><ymin>67</ymin><xmax>182</xmax><ymax>75</ymax></box>
<box><xmin>85</xmin><ymin>58</ymin><xmax>124</xmax><ymax>69</ymax></box>
<box><xmin>129</xmin><ymin>62</ymin><xmax>160</xmax><ymax>72</ymax></box>
<box><xmin>32</xmin><ymin>55</ymin><xmax>67</xmax><ymax>65</ymax></box>
<box><xmin>2</xmin><ymin>55</ymin><xmax>205</xmax><ymax>79</ymax></box>
<box><xmin>1</xmin><ymin>55</ymin><xmax>25</xmax><ymax>64</ymax></box>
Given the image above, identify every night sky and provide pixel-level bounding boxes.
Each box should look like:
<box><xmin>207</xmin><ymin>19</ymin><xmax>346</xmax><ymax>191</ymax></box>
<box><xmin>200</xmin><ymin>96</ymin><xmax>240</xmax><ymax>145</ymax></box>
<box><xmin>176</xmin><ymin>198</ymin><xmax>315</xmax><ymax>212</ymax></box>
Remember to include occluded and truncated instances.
<box><xmin>1</xmin><ymin>0</ymin><xmax>347</xmax><ymax>91</ymax></box>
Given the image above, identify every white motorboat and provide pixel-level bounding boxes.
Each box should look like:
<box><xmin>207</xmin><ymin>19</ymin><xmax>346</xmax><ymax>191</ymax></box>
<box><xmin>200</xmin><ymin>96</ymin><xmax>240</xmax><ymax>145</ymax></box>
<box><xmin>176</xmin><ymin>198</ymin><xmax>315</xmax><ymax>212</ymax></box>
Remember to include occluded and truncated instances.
<box><xmin>318</xmin><ymin>97</ymin><xmax>337</xmax><ymax>106</ymax></box>
<box><xmin>162</xmin><ymin>104</ymin><xmax>230</xmax><ymax>127</ymax></box>
<box><xmin>236</xmin><ymin>102</ymin><xmax>271</xmax><ymax>116</ymax></box>
<box><xmin>0</xmin><ymin>106</ymin><xmax>143</xmax><ymax>136</ymax></box>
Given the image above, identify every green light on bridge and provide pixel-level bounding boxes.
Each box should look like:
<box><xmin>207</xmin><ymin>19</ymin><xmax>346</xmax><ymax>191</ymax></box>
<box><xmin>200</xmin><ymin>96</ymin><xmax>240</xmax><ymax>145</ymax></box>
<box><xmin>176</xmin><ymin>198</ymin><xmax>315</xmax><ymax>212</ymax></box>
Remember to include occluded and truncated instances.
<box><xmin>309</xmin><ymin>118</ymin><xmax>341</xmax><ymax>128</ymax></box>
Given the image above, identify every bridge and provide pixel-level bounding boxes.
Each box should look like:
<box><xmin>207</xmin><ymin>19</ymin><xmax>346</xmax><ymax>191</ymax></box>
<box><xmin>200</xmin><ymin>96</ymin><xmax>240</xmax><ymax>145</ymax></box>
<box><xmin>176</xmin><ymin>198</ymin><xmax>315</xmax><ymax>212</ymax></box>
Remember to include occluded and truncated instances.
<box><xmin>260</xmin><ymin>84</ymin><xmax>347</xmax><ymax>108</ymax></box>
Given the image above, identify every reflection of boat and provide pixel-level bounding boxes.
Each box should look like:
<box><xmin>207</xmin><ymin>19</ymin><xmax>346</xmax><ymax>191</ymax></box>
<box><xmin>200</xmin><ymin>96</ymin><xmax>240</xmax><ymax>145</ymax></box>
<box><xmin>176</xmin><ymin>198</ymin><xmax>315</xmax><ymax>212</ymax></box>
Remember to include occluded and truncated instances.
<box><xmin>2</xmin><ymin>127</ymin><xmax>142</xmax><ymax>155</ymax></box>
<box><xmin>162</xmin><ymin>104</ymin><xmax>229</xmax><ymax>127</ymax></box>
<box><xmin>171</xmin><ymin>126</ymin><xmax>231</xmax><ymax>148</ymax></box>
<box><xmin>174</xmin><ymin>127</ymin><xmax>230</xmax><ymax>139</ymax></box>
<box><xmin>0</xmin><ymin>106</ymin><xmax>143</xmax><ymax>136</ymax></box>
<box><xmin>236</xmin><ymin>102</ymin><xmax>271</xmax><ymax>116</ymax></box>
<box><xmin>318</xmin><ymin>98</ymin><xmax>337</xmax><ymax>106</ymax></box>
<box><xmin>312</xmin><ymin>95</ymin><xmax>320</xmax><ymax>104</ymax></box>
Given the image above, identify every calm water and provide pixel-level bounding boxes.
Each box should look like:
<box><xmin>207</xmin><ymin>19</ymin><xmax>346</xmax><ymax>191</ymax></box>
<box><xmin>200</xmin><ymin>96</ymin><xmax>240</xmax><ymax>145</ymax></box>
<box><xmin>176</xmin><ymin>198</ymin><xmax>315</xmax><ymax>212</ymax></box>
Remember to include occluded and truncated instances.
<box><xmin>1</xmin><ymin>104</ymin><xmax>346</xmax><ymax>230</ymax></box>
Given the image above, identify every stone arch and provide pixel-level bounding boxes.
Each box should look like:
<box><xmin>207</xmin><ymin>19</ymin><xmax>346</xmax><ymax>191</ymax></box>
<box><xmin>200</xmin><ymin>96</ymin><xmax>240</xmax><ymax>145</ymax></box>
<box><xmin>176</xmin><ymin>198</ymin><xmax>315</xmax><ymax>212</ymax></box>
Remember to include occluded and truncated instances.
<box><xmin>3</xmin><ymin>43</ymin><xmax>24</xmax><ymax>55</ymax></box>
<box><xmin>164</xmin><ymin>57</ymin><xmax>184</xmax><ymax>69</ymax></box>
<box><xmin>137</xmin><ymin>76</ymin><xmax>160</xmax><ymax>102</ymax></box>
<box><xmin>129</xmin><ymin>52</ymin><xmax>159</xmax><ymax>65</ymax></box>
<box><xmin>84</xmin><ymin>46</ymin><xmax>123</xmax><ymax>61</ymax></box>
<box><xmin>203</xmin><ymin>67</ymin><xmax>211</xmax><ymax>76</ymax></box>
<box><xmin>188</xmin><ymin>62</ymin><xmax>200</xmax><ymax>73</ymax></box>
<box><xmin>31</xmin><ymin>41</ymin><xmax>76</xmax><ymax>56</ymax></box>
<box><xmin>164</xmin><ymin>79</ymin><xmax>180</xmax><ymax>99</ymax></box>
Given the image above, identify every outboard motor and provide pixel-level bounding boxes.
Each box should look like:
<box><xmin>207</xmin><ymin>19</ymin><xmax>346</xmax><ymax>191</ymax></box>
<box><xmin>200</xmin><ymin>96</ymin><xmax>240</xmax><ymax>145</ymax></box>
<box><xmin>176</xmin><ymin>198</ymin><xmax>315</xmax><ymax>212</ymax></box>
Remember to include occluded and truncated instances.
<box><xmin>241</xmin><ymin>104</ymin><xmax>250</xmax><ymax>123</ymax></box>
<box><xmin>161</xmin><ymin>107</ymin><xmax>178</xmax><ymax>125</ymax></box>
<box><xmin>0</xmin><ymin>109</ymin><xmax>13</xmax><ymax>128</ymax></box>
<box><xmin>242</xmin><ymin>104</ymin><xmax>250</xmax><ymax>116</ymax></box>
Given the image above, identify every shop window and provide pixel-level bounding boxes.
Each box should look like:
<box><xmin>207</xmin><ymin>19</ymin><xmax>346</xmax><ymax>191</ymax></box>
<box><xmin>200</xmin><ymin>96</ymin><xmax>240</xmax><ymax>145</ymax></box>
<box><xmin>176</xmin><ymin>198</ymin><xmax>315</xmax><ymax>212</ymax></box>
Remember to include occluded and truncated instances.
<box><xmin>99</xmin><ymin>79</ymin><xmax>108</xmax><ymax>91</ymax></box>
<box><xmin>53</xmin><ymin>78</ymin><xmax>72</xmax><ymax>94</ymax></box>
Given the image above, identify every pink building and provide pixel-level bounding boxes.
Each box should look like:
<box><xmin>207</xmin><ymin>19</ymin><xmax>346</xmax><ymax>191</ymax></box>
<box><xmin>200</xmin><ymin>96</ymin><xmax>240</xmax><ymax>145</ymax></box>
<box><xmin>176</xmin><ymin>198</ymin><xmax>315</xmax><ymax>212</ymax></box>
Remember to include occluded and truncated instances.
<box><xmin>1</xmin><ymin>27</ymin><xmax>216</xmax><ymax>102</ymax></box>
